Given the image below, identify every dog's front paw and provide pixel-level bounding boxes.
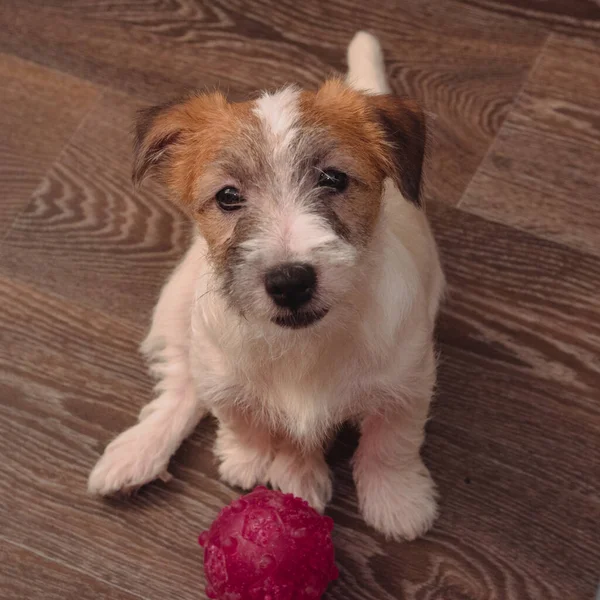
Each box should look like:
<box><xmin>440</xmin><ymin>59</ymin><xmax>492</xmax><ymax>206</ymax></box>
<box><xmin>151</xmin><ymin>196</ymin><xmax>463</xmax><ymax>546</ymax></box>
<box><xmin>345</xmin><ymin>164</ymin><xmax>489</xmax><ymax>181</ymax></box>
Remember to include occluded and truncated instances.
<box><xmin>214</xmin><ymin>426</ymin><xmax>273</xmax><ymax>491</ymax></box>
<box><xmin>267</xmin><ymin>448</ymin><xmax>332</xmax><ymax>513</ymax></box>
<box><xmin>217</xmin><ymin>449</ymin><xmax>273</xmax><ymax>491</ymax></box>
<box><xmin>356</xmin><ymin>461</ymin><xmax>438</xmax><ymax>541</ymax></box>
<box><xmin>88</xmin><ymin>425</ymin><xmax>172</xmax><ymax>496</ymax></box>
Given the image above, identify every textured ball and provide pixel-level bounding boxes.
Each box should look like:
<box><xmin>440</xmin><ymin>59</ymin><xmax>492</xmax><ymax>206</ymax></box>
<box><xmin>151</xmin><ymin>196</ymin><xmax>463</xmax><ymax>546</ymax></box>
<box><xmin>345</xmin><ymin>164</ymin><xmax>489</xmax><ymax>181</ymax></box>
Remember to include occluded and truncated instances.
<box><xmin>198</xmin><ymin>486</ymin><xmax>338</xmax><ymax>600</ymax></box>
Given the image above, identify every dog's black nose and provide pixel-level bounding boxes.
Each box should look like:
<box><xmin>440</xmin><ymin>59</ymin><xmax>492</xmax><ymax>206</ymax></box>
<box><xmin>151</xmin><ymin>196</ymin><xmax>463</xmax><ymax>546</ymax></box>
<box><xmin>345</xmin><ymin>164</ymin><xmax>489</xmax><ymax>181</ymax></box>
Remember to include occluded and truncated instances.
<box><xmin>265</xmin><ymin>263</ymin><xmax>317</xmax><ymax>310</ymax></box>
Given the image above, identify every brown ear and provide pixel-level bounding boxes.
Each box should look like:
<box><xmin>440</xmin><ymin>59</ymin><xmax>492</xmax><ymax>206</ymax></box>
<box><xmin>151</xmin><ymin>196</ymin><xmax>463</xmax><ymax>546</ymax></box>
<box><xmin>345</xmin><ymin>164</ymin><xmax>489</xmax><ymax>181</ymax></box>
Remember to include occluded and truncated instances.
<box><xmin>369</xmin><ymin>95</ymin><xmax>426</xmax><ymax>206</ymax></box>
<box><xmin>132</xmin><ymin>99</ymin><xmax>185</xmax><ymax>187</ymax></box>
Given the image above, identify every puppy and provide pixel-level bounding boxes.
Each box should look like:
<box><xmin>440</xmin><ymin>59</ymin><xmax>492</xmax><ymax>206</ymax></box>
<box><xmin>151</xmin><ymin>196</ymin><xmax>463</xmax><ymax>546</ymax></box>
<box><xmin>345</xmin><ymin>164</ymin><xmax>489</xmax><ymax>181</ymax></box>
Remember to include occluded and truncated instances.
<box><xmin>88</xmin><ymin>31</ymin><xmax>444</xmax><ymax>541</ymax></box>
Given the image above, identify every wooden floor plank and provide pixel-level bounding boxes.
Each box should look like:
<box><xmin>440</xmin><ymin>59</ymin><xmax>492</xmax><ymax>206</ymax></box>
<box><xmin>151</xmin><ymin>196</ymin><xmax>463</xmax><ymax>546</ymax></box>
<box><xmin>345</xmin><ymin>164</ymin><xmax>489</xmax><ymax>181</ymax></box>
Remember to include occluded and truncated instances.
<box><xmin>0</xmin><ymin>92</ymin><xmax>190</xmax><ymax>325</ymax></box>
<box><xmin>456</xmin><ymin>0</ymin><xmax>600</xmax><ymax>38</ymax></box>
<box><xmin>0</xmin><ymin>54</ymin><xmax>99</xmax><ymax>237</ymax></box>
<box><xmin>460</xmin><ymin>34</ymin><xmax>600</xmax><ymax>255</ymax></box>
<box><xmin>0</xmin><ymin>0</ymin><xmax>546</xmax><ymax>206</ymax></box>
<box><xmin>0</xmin><ymin>539</ymin><xmax>142</xmax><ymax>600</ymax></box>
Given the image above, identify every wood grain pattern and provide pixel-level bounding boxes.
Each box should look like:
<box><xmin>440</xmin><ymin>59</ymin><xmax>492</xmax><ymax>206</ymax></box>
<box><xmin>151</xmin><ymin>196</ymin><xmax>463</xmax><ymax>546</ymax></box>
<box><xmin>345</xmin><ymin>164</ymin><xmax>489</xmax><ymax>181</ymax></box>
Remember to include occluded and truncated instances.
<box><xmin>457</xmin><ymin>0</ymin><xmax>600</xmax><ymax>37</ymax></box>
<box><xmin>0</xmin><ymin>54</ymin><xmax>98</xmax><ymax>237</ymax></box>
<box><xmin>0</xmin><ymin>0</ymin><xmax>546</xmax><ymax>206</ymax></box>
<box><xmin>1</xmin><ymin>92</ymin><xmax>190</xmax><ymax>324</ymax></box>
<box><xmin>460</xmin><ymin>34</ymin><xmax>600</xmax><ymax>256</ymax></box>
<box><xmin>0</xmin><ymin>539</ymin><xmax>142</xmax><ymax>600</ymax></box>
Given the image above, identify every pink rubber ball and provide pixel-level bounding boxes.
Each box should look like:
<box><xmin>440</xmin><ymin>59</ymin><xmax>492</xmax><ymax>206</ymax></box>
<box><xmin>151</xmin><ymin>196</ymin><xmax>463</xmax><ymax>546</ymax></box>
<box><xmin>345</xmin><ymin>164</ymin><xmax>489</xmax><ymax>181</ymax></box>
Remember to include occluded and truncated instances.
<box><xmin>199</xmin><ymin>486</ymin><xmax>338</xmax><ymax>600</ymax></box>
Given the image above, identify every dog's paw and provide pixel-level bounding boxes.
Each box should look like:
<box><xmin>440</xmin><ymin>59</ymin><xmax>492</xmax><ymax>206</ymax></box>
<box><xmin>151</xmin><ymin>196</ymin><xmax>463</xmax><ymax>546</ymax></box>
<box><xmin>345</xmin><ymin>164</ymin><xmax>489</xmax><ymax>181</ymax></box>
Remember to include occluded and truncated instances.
<box><xmin>356</xmin><ymin>462</ymin><xmax>438</xmax><ymax>541</ymax></box>
<box><xmin>217</xmin><ymin>449</ymin><xmax>273</xmax><ymax>491</ymax></box>
<box><xmin>88</xmin><ymin>425</ymin><xmax>172</xmax><ymax>496</ymax></box>
<box><xmin>214</xmin><ymin>427</ymin><xmax>273</xmax><ymax>490</ymax></box>
<box><xmin>267</xmin><ymin>448</ymin><xmax>332</xmax><ymax>513</ymax></box>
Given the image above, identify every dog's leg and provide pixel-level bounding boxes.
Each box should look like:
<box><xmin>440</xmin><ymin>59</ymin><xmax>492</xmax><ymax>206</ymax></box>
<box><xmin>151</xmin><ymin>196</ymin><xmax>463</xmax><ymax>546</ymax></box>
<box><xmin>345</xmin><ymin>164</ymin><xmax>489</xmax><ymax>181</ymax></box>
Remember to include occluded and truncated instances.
<box><xmin>214</xmin><ymin>408</ymin><xmax>332</xmax><ymax>512</ymax></box>
<box><xmin>213</xmin><ymin>408</ymin><xmax>274</xmax><ymax>491</ymax></box>
<box><xmin>88</xmin><ymin>357</ymin><xmax>203</xmax><ymax>496</ymax></box>
<box><xmin>353</xmin><ymin>405</ymin><xmax>438</xmax><ymax>541</ymax></box>
<box><xmin>88</xmin><ymin>241</ymin><xmax>206</xmax><ymax>496</ymax></box>
<box><xmin>267</xmin><ymin>442</ymin><xmax>332</xmax><ymax>514</ymax></box>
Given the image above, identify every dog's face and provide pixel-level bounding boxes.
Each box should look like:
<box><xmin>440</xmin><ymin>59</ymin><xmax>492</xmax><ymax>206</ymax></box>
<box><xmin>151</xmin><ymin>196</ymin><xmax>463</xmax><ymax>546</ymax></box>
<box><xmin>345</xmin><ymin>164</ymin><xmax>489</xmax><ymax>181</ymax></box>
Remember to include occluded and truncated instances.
<box><xmin>134</xmin><ymin>80</ymin><xmax>425</xmax><ymax>329</ymax></box>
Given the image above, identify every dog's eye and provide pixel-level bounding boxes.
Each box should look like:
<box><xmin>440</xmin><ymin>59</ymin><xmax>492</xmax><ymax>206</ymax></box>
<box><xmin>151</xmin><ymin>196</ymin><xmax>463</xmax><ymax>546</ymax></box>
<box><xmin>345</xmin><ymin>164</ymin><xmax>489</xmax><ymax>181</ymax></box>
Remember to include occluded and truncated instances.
<box><xmin>215</xmin><ymin>186</ymin><xmax>244</xmax><ymax>212</ymax></box>
<box><xmin>317</xmin><ymin>169</ymin><xmax>348</xmax><ymax>193</ymax></box>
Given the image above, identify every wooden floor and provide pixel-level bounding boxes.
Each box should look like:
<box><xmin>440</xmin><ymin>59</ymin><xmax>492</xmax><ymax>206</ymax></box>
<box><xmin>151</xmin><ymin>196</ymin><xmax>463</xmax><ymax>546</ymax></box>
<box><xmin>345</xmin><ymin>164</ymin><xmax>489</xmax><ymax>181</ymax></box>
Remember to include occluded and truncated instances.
<box><xmin>1</xmin><ymin>1</ymin><xmax>599</xmax><ymax>598</ymax></box>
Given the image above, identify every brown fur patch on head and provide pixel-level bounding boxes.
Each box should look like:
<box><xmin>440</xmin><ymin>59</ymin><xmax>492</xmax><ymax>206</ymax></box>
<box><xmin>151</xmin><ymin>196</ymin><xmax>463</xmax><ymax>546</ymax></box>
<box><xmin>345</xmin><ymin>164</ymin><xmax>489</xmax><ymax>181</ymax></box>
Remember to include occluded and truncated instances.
<box><xmin>300</xmin><ymin>79</ymin><xmax>426</xmax><ymax>208</ymax></box>
<box><xmin>133</xmin><ymin>93</ymin><xmax>262</xmax><ymax>271</ymax></box>
<box><xmin>299</xmin><ymin>80</ymin><xmax>388</xmax><ymax>242</ymax></box>
<box><xmin>133</xmin><ymin>93</ymin><xmax>254</xmax><ymax>203</ymax></box>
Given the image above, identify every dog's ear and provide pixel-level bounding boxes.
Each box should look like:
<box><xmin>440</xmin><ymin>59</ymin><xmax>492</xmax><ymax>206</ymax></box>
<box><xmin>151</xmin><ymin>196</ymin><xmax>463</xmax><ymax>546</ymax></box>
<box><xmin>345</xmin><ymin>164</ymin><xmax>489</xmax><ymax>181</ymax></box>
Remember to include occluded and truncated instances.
<box><xmin>369</xmin><ymin>95</ymin><xmax>426</xmax><ymax>206</ymax></box>
<box><xmin>132</xmin><ymin>99</ymin><xmax>186</xmax><ymax>187</ymax></box>
<box><xmin>132</xmin><ymin>92</ymin><xmax>231</xmax><ymax>195</ymax></box>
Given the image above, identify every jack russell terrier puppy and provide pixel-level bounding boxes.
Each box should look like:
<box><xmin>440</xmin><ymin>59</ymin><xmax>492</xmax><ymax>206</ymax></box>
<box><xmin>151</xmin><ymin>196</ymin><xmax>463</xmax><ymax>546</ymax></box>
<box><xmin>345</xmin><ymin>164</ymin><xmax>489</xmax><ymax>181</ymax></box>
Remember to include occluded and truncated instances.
<box><xmin>88</xmin><ymin>31</ymin><xmax>444</xmax><ymax>541</ymax></box>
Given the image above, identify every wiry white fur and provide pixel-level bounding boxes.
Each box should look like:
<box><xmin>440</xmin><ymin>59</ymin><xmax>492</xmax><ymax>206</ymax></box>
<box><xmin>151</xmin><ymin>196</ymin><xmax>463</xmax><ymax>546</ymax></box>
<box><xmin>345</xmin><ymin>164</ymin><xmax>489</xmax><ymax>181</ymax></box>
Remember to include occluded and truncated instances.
<box><xmin>213</xmin><ymin>408</ymin><xmax>274</xmax><ymax>490</ymax></box>
<box><xmin>88</xmin><ymin>32</ymin><xmax>445</xmax><ymax>540</ymax></box>
<box><xmin>254</xmin><ymin>86</ymin><xmax>301</xmax><ymax>137</ymax></box>
<box><xmin>267</xmin><ymin>443</ymin><xmax>333</xmax><ymax>514</ymax></box>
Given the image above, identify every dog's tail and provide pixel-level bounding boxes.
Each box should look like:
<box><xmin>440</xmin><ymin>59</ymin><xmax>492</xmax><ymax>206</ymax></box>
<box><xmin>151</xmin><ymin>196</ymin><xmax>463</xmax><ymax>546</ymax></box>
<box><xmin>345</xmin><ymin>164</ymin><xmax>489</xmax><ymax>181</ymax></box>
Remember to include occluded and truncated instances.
<box><xmin>346</xmin><ymin>31</ymin><xmax>390</xmax><ymax>94</ymax></box>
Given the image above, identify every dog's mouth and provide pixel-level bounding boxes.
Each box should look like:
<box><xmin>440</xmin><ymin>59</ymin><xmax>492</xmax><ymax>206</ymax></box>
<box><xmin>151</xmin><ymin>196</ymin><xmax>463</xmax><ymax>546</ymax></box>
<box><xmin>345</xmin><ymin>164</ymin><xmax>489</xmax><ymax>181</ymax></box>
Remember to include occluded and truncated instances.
<box><xmin>272</xmin><ymin>307</ymin><xmax>329</xmax><ymax>329</ymax></box>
